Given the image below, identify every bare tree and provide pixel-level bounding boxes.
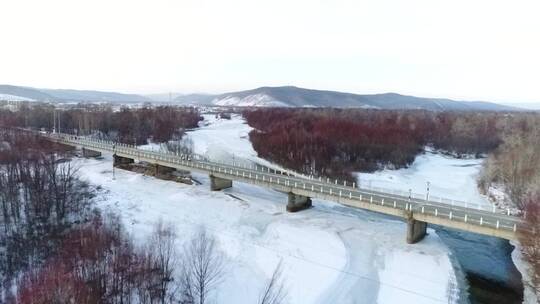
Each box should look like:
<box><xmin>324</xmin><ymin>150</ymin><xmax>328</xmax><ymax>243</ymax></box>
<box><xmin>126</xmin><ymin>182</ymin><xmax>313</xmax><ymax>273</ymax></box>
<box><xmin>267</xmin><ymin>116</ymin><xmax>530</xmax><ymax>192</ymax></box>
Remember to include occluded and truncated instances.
<box><xmin>151</xmin><ymin>220</ymin><xmax>179</xmax><ymax>303</ymax></box>
<box><xmin>166</xmin><ymin>136</ymin><xmax>194</xmax><ymax>157</ymax></box>
<box><xmin>258</xmin><ymin>260</ymin><xmax>288</xmax><ymax>304</ymax></box>
<box><xmin>519</xmin><ymin>195</ymin><xmax>540</xmax><ymax>299</ymax></box>
<box><xmin>136</xmin><ymin>220</ymin><xmax>179</xmax><ymax>304</ymax></box>
<box><xmin>179</xmin><ymin>228</ymin><xmax>224</xmax><ymax>304</ymax></box>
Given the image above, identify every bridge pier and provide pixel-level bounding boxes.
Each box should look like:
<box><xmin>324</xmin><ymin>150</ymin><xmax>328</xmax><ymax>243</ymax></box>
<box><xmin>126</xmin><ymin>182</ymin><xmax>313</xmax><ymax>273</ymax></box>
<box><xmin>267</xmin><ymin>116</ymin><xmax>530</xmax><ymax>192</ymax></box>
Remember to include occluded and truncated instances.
<box><xmin>286</xmin><ymin>192</ymin><xmax>312</xmax><ymax>212</ymax></box>
<box><xmin>113</xmin><ymin>154</ymin><xmax>134</xmax><ymax>167</ymax></box>
<box><xmin>82</xmin><ymin>147</ymin><xmax>102</xmax><ymax>158</ymax></box>
<box><xmin>406</xmin><ymin>214</ymin><xmax>427</xmax><ymax>244</ymax></box>
<box><xmin>151</xmin><ymin>164</ymin><xmax>176</xmax><ymax>176</ymax></box>
<box><xmin>210</xmin><ymin>175</ymin><xmax>232</xmax><ymax>191</ymax></box>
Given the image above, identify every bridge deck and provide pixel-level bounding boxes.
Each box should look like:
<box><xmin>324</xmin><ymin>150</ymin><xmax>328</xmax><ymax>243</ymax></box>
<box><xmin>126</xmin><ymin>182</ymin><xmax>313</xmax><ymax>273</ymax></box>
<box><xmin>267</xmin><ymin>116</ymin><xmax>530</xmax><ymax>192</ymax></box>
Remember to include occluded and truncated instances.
<box><xmin>41</xmin><ymin>133</ymin><xmax>524</xmax><ymax>240</ymax></box>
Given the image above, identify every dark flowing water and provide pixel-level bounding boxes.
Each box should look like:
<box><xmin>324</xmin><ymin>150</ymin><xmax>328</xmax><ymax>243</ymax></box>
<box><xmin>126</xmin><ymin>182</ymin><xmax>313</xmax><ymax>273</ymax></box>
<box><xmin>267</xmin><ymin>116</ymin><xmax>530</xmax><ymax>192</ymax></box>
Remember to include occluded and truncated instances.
<box><xmin>435</xmin><ymin>226</ymin><xmax>523</xmax><ymax>304</ymax></box>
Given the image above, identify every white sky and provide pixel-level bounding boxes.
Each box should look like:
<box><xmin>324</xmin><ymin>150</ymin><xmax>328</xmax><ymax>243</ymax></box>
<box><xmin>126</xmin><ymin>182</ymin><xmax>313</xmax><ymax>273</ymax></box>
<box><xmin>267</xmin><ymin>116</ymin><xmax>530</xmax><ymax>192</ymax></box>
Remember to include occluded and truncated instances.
<box><xmin>0</xmin><ymin>0</ymin><xmax>539</xmax><ymax>103</ymax></box>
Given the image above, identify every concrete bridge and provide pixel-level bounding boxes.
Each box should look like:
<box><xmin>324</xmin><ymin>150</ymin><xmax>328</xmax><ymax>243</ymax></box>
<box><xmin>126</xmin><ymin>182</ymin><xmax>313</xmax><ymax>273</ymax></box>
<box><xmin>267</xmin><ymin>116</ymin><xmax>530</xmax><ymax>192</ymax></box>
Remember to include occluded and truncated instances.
<box><xmin>38</xmin><ymin>132</ymin><xmax>524</xmax><ymax>244</ymax></box>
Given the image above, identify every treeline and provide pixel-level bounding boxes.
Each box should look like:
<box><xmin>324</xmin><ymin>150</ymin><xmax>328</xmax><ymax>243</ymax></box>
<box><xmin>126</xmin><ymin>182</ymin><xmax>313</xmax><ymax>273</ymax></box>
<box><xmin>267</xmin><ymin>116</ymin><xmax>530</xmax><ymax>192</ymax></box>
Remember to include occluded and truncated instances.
<box><xmin>244</xmin><ymin>108</ymin><xmax>508</xmax><ymax>181</ymax></box>
<box><xmin>0</xmin><ymin>103</ymin><xmax>202</xmax><ymax>145</ymax></box>
<box><xmin>520</xmin><ymin>195</ymin><xmax>540</xmax><ymax>300</ymax></box>
<box><xmin>479</xmin><ymin>116</ymin><xmax>540</xmax><ymax>210</ymax></box>
<box><xmin>474</xmin><ymin>116</ymin><xmax>540</xmax><ymax>300</ymax></box>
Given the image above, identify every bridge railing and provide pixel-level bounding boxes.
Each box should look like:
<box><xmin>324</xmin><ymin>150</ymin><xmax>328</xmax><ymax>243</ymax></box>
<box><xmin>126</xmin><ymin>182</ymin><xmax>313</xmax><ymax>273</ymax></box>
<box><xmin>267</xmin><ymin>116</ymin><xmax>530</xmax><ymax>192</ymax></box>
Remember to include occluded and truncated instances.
<box><xmin>43</xmin><ymin>132</ymin><xmax>507</xmax><ymax>215</ymax></box>
<box><xmin>193</xmin><ymin>160</ymin><xmax>523</xmax><ymax>234</ymax></box>
<box><xmin>284</xmin><ymin>172</ymin><xmax>515</xmax><ymax>216</ymax></box>
<box><xmin>260</xmin><ymin>165</ymin><xmax>509</xmax><ymax>215</ymax></box>
<box><xmin>209</xmin><ymin>166</ymin><xmax>523</xmax><ymax>234</ymax></box>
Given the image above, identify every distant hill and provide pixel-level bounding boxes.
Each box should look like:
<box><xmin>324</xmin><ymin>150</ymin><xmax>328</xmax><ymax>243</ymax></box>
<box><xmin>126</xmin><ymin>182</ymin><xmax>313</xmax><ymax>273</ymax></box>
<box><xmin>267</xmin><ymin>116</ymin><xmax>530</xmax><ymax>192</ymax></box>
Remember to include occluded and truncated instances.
<box><xmin>0</xmin><ymin>85</ymin><xmax>150</xmax><ymax>103</ymax></box>
<box><xmin>146</xmin><ymin>93</ymin><xmax>217</xmax><ymax>105</ymax></box>
<box><xmin>173</xmin><ymin>86</ymin><xmax>520</xmax><ymax>111</ymax></box>
<box><xmin>39</xmin><ymin>88</ymin><xmax>151</xmax><ymax>103</ymax></box>
<box><xmin>173</xmin><ymin>94</ymin><xmax>220</xmax><ymax>105</ymax></box>
<box><xmin>502</xmin><ymin>102</ymin><xmax>540</xmax><ymax>111</ymax></box>
<box><xmin>0</xmin><ymin>85</ymin><xmax>55</xmax><ymax>101</ymax></box>
<box><xmin>0</xmin><ymin>84</ymin><xmax>523</xmax><ymax>111</ymax></box>
<box><xmin>145</xmin><ymin>93</ymin><xmax>184</xmax><ymax>102</ymax></box>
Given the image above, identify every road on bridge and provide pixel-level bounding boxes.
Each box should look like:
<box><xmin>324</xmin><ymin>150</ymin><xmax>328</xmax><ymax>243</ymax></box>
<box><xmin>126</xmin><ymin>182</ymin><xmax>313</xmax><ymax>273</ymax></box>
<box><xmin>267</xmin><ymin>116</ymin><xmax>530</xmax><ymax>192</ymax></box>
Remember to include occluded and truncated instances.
<box><xmin>32</xmin><ymin>131</ymin><xmax>525</xmax><ymax>241</ymax></box>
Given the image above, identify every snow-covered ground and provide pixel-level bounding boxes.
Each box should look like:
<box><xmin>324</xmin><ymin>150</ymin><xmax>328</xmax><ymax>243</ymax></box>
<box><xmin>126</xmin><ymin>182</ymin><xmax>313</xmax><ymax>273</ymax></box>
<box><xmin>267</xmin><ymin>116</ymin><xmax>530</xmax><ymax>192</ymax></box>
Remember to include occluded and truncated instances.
<box><xmin>486</xmin><ymin>183</ymin><xmax>521</xmax><ymax>215</ymax></box>
<box><xmin>0</xmin><ymin>94</ymin><xmax>34</xmax><ymax>101</ymax></box>
<box><xmin>73</xmin><ymin>114</ymin><xmax>467</xmax><ymax>303</ymax></box>
<box><xmin>357</xmin><ymin>151</ymin><xmax>494</xmax><ymax>211</ymax></box>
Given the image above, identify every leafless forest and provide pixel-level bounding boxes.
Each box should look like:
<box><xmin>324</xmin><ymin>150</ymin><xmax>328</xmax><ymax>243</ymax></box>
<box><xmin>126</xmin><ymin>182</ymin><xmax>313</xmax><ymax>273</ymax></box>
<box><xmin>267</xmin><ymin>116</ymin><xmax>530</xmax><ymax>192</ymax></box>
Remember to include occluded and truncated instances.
<box><xmin>0</xmin><ymin>104</ymin><xmax>202</xmax><ymax>144</ymax></box>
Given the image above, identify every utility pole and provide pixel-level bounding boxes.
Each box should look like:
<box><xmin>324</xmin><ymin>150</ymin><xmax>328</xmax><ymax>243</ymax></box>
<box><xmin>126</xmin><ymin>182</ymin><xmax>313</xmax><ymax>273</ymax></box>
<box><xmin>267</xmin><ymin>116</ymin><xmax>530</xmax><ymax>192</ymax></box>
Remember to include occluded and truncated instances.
<box><xmin>426</xmin><ymin>181</ymin><xmax>430</xmax><ymax>201</ymax></box>
<box><xmin>113</xmin><ymin>142</ymin><xmax>116</xmax><ymax>181</ymax></box>
<box><xmin>53</xmin><ymin>110</ymin><xmax>56</xmax><ymax>133</ymax></box>
<box><xmin>57</xmin><ymin>109</ymin><xmax>61</xmax><ymax>134</ymax></box>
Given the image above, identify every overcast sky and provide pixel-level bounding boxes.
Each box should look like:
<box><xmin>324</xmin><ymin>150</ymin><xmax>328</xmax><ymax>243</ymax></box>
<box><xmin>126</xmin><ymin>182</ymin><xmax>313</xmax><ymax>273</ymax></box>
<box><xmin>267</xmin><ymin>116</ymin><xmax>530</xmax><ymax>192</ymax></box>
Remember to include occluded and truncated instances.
<box><xmin>0</xmin><ymin>0</ymin><xmax>539</xmax><ymax>103</ymax></box>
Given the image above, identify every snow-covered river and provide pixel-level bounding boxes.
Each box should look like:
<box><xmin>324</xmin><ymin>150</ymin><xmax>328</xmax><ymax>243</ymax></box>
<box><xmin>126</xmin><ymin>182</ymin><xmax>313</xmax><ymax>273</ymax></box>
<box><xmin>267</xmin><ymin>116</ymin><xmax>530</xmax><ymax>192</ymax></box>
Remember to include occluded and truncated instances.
<box><xmin>74</xmin><ymin>114</ymin><xmax>524</xmax><ymax>303</ymax></box>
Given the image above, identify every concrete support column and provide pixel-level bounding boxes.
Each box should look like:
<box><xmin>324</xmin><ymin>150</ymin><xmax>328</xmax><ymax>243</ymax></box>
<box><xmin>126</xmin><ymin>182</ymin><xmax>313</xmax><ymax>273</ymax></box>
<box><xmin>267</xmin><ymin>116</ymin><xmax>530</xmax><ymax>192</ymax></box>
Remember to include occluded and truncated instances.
<box><xmin>406</xmin><ymin>214</ymin><xmax>427</xmax><ymax>244</ymax></box>
<box><xmin>82</xmin><ymin>147</ymin><xmax>102</xmax><ymax>158</ymax></box>
<box><xmin>152</xmin><ymin>164</ymin><xmax>176</xmax><ymax>176</ymax></box>
<box><xmin>113</xmin><ymin>154</ymin><xmax>134</xmax><ymax>167</ymax></box>
<box><xmin>286</xmin><ymin>192</ymin><xmax>312</xmax><ymax>212</ymax></box>
<box><xmin>210</xmin><ymin>175</ymin><xmax>232</xmax><ymax>191</ymax></box>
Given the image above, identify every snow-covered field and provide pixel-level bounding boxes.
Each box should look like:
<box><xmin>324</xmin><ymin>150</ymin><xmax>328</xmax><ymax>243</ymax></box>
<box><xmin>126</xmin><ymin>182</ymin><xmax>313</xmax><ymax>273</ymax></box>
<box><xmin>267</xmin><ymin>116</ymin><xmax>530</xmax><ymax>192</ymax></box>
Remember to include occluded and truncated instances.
<box><xmin>73</xmin><ymin>114</ymin><xmax>468</xmax><ymax>304</ymax></box>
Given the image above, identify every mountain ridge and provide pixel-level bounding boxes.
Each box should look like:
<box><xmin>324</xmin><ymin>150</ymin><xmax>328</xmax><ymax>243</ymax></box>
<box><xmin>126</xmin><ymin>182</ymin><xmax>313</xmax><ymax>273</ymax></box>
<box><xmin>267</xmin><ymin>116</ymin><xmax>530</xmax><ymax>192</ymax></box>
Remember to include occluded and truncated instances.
<box><xmin>0</xmin><ymin>84</ymin><xmax>523</xmax><ymax>111</ymax></box>
<box><xmin>0</xmin><ymin>84</ymin><xmax>151</xmax><ymax>103</ymax></box>
<box><xmin>173</xmin><ymin>86</ymin><xmax>521</xmax><ymax>111</ymax></box>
